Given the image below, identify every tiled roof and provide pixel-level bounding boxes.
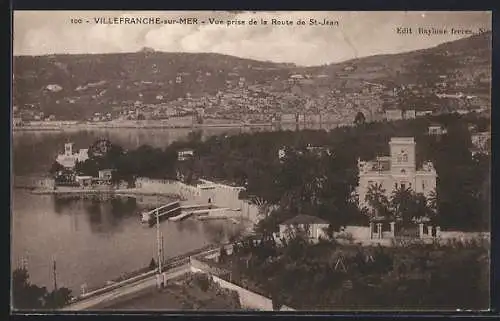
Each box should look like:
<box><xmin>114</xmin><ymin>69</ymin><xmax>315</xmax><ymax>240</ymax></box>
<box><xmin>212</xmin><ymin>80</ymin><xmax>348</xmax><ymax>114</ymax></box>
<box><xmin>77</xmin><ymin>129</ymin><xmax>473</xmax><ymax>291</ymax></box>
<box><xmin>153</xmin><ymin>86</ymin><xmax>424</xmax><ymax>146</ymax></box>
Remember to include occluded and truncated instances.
<box><xmin>280</xmin><ymin>214</ymin><xmax>329</xmax><ymax>225</ymax></box>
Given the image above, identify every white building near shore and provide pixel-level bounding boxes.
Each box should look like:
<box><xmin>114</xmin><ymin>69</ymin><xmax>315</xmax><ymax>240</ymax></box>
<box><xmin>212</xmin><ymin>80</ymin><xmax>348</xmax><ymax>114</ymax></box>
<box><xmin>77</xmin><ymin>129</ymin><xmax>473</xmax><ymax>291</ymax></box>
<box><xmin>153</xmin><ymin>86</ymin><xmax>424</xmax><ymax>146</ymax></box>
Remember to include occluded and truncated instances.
<box><xmin>56</xmin><ymin>143</ymin><xmax>89</xmax><ymax>169</ymax></box>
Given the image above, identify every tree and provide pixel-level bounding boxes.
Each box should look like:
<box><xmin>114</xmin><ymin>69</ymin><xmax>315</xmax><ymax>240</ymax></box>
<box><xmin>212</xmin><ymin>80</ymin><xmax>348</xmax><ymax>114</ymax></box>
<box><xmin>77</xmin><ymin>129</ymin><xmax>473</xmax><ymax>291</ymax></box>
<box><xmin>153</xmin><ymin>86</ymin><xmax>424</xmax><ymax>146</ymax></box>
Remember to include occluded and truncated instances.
<box><xmin>354</xmin><ymin>111</ymin><xmax>366</xmax><ymax>126</ymax></box>
<box><xmin>74</xmin><ymin>159</ymin><xmax>99</xmax><ymax>177</ymax></box>
<box><xmin>44</xmin><ymin>288</ymin><xmax>73</xmax><ymax>309</ymax></box>
<box><xmin>12</xmin><ymin>267</ymin><xmax>73</xmax><ymax>310</ymax></box>
<box><xmin>390</xmin><ymin>187</ymin><xmax>434</xmax><ymax>226</ymax></box>
<box><xmin>219</xmin><ymin>246</ymin><xmax>228</xmax><ymax>263</ymax></box>
<box><xmin>149</xmin><ymin>258</ymin><xmax>157</xmax><ymax>270</ymax></box>
<box><xmin>427</xmin><ymin>189</ymin><xmax>438</xmax><ymax>216</ymax></box>
<box><xmin>364</xmin><ymin>183</ymin><xmax>391</xmax><ymax>219</ymax></box>
<box><xmin>390</xmin><ymin>186</ymin><xmax>415</xmax><ymax>224</ymax></box>
<box><xmin>250</xmin><ymin>195</ymin><xmax>272</xmax><ymax>220</ymax></box>
<box><xmin>12</xmin><ymin>267</ymin><xmax>47</xmax><ymax>310</ymax></box>
<box><xmin>49</xmin><ymin>161</ymin><xmax>64</xmax><ymax>176</ymax></box>
<box><xmin>88</xmin><ymin>138</ymin><xmax>114</xmax><ymax>159</ymax></box>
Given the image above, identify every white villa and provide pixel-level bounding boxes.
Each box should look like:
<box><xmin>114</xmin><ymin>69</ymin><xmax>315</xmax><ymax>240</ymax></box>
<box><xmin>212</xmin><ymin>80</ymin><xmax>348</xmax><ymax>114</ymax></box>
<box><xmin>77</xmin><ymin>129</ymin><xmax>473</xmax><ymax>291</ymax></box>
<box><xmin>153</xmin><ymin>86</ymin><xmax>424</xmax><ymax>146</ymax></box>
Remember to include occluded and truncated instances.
<box><xmin>56</xmin><ymin>143</ymin><xmax>89</xmax><ymax>169</ymax></box>
<box><xmin>357</xmin><ymin>137</ymin><xmax>437</xmax><ymax>209</ymax></box>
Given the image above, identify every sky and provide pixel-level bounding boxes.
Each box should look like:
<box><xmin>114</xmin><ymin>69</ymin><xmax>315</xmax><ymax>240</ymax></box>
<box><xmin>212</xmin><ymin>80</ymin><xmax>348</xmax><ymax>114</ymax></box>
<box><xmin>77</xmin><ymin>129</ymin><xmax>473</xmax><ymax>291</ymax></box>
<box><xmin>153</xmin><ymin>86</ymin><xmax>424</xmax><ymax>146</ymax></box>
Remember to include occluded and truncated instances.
<box><xmin>13</xmin><ymin>11</ymin><xmax>491</xmax><ymax>66</ymax></box>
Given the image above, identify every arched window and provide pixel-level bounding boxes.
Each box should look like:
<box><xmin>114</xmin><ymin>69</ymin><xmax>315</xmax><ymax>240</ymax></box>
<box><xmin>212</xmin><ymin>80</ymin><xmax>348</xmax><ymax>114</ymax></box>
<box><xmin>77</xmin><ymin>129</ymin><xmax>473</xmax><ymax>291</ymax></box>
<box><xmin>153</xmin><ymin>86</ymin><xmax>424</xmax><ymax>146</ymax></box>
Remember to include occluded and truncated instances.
<box><xmin>401</xmin><ymin>169</ymin><xmax>406</xmax><ymax>175</ymax></box>
<box><xmin>399</xmin><ymin>149</ymin><xmax>408</xmax><ymax>162</ymax></box>
<box><xmin>397</xmin><ymin>149</ymin><xmax>408</xmax><ymax>163</ymax></box>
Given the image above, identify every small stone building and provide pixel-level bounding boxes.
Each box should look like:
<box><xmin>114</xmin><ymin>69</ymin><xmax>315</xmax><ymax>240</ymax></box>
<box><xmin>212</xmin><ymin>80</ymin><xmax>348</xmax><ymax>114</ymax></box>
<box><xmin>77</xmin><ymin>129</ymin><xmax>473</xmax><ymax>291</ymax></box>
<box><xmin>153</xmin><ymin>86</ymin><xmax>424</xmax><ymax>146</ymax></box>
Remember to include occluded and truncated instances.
<box><xmin>279</xmin><ymin>214</ymin><xmax>330</xmax><ymax>242</ymax></box>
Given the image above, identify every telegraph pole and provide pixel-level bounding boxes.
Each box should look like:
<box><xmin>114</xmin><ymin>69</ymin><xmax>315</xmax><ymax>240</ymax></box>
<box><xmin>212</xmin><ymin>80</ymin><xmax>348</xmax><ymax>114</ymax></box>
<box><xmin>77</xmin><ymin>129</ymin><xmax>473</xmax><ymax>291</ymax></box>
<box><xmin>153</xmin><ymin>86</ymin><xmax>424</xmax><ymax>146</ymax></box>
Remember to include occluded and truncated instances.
<box><xmin>161</xmin><ymin>234</ymin><xmax>165</xmax><ymax>266</ymax></box>
<box><xmin>155</xmin><ymin>207</ymin><xmax>164</xmax><ymax>290</ymax></box>
<box><xmin>156</xmin><ymin>208</ymin><xmax>162</xmax><ymax>274</ymax></box>
<box><xmin>53</xmin><ymin>259</ymin><xmax>58</xmax><ymax>291</ymax></box>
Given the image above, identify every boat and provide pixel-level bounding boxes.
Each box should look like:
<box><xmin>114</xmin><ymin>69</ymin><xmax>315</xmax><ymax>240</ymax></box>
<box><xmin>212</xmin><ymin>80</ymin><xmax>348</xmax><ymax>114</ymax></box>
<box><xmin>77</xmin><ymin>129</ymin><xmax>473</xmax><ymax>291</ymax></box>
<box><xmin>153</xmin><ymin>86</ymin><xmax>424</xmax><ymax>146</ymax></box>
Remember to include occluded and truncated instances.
<box><xmin>140</xmin><ymin>201</ymin><xmax>181</xmax><ymax>226</ymax></box>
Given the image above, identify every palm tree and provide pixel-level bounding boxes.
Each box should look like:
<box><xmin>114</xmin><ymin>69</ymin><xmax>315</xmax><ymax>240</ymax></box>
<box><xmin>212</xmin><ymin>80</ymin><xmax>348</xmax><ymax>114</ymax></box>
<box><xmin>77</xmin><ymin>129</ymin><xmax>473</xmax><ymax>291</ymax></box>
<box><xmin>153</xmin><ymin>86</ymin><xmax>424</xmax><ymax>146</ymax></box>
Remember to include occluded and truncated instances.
<box><xmin>391</xmin><ymin>187</ymin><xmax>434</xmax><ymax>226</ymax></box>
<box><xmin>251</xmin><ymin>195</ymin><xmax>271</xmax><ymax>219</ymax></box>
<box><xmin>413</xmin><ymin>193</ymin><xmax>434</xmax><ymax>222</ymax></box>
<box><xmin>427</xmin><ymin>189</ymin><xmax>438</xmax><ymax>216</ymax></box>
<box><xmin>354</xmin><ymin>112</ymin><xmax>366</xmax><ymax>126</ymax></box>
<box><xmin>390</xmin><ymin>185</ymin><xmax>414</xmax><ymax>224</ymax></box>
<box><xmin>364</xmin><ymin>183</ymin><xmax>390</xmax><ymax>220</ymax></box>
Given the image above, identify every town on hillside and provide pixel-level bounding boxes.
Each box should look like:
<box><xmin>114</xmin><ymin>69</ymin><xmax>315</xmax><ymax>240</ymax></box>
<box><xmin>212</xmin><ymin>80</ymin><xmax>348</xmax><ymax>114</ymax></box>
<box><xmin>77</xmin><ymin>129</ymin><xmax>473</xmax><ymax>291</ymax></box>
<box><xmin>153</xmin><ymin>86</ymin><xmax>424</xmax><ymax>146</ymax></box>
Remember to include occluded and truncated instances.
<box><xmin>12</xmin><ymin>11</ymin><xmax>491</xmax><ymax>313</ymax></box>
<box><xmin>12</xmin><ymin>32</ymin><xmax>491</xmax><ymax>129</ymax></box>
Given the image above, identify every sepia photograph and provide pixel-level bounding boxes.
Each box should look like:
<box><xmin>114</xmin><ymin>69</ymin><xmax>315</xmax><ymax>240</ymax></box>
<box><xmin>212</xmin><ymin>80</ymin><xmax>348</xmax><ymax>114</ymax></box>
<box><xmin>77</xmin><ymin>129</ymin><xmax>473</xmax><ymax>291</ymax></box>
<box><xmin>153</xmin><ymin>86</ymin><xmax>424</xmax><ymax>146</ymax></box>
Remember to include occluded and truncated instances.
<box><xmin>11</xmin><ymin>10</ymin><xmax>491</xmax><ymax>312</ymax></box>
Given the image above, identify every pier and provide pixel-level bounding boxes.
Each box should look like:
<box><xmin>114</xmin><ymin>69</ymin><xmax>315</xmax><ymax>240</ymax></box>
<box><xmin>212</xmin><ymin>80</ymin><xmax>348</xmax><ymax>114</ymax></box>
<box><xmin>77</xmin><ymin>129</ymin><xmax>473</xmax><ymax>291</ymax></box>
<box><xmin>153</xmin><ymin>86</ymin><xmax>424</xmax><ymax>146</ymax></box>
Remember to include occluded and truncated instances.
<box><xmin>140</xmin><ymin>201</ymin><xmax>181</xmax><ymax>225</ymax></box>
<box><xmin>168</xmin><ymin>211</ymin><xmax>193</xmax><ymax>222</ymax></box>
<box><xmin>141</xmin><ymin>202</ymin><xmax>236</xmax><ymax>225</ymax></box>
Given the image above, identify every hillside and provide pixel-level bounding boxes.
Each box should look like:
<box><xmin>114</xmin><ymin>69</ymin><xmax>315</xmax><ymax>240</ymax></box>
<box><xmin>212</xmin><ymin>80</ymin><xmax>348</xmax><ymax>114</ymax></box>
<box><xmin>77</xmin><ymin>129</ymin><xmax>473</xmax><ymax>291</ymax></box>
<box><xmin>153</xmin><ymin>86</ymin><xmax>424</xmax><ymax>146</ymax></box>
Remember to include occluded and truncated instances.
<box><xmin>313</xmin><ymin>31</ymin><xmax>491</xmax><ymax>87</ymax></box>
<box><xmin>13</xmin><ymin>32</ymin><xmax>491</xmax><ymax>121</ymax></box>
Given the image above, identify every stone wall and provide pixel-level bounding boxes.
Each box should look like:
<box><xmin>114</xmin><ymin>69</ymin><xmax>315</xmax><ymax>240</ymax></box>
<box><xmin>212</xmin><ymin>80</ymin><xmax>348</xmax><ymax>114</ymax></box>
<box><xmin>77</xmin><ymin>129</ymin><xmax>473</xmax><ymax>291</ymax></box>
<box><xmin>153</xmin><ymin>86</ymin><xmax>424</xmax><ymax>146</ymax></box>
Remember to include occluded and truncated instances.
<box><xmin>135</xmin><ymin>178</ymin><xmax>202</xmax><ymax>201</ymax></box>
<box><xmin>134</xmin><ymin>178</ymin><xmax>262</xmax><ymax>224</ymax></box>
<box><xmin>13</xmin><ymin>176</ymin><xmax>55</xmax><ymax>189</ymax></box>
<box><xmin>439</xmin><ymin>231</ymin><xmax>490</xmax><ymax>242</ymax></box>
<box><xmin>337</xmin><ymin>225</ymin><xmax>371</xmax><ymax>240</ymax></box>
<box><xmin>189</xmin><ymin>264</ymin><xmax>294</xmax><ymax>311</ymax></box>
<box><xmin>190</xmin><ymin>254</ymin><xmax>295</xmax><ymax>311</ymax></box>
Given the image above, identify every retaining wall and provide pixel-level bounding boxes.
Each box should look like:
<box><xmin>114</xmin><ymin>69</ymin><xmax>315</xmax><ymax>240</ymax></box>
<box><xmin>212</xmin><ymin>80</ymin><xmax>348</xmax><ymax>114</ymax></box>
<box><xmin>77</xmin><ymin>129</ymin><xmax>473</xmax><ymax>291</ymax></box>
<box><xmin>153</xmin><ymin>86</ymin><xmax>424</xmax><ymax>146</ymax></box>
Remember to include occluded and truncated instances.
<box><xmin>439</xmin><ymin>231</ymin><xmax>490</xmax><ymax>241</ymax></box>
<box><xmin>335</xmin><ymin>225</ymin><xmax>371</xmax><ymax>240</ymax></box>
<box><xmin>135</xmin><ymin>177</ymin><xmax>260</xmax><ymax>223</ymax></box>
<box><xmin>189</xmin><ymin>257</ymin><xmax>294</xmax><ymax>311</ymax></box>
<box><xmin>135</xmin><ymin>178</ymin><xmax>202</xmax><ymax>201</ymax></box>
<box><xmin>189</xmin><ymin>265</ymin><xmax>272</xmax><ymax>310</ymax></box>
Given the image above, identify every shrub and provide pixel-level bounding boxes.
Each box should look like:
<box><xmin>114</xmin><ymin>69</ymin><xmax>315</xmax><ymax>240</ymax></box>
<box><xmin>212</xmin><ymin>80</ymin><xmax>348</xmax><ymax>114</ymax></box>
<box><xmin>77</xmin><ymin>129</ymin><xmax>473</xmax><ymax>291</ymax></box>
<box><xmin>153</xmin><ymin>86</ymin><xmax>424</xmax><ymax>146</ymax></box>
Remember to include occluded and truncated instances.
<box><xmin>192</xmin><ymin>273</ymin><xmax>211</xmax><ymax>292</ymax></box>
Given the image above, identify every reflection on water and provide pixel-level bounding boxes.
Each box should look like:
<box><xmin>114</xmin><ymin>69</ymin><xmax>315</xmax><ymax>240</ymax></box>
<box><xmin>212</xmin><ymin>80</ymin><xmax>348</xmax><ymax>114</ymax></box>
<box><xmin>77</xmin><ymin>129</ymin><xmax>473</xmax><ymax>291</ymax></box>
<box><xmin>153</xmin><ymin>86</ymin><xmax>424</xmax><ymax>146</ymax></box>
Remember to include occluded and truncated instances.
<box><xmin>58</xmin><ymin>195</ymin><xmax>141</xmax><ymax>235</ymax></box>
<box><xmin>11</xmin><ymin>125</ymin><xmax>330</xmax><ymax>296</ymax></box>
<box><xmin>13</xmin><ymin>128</ymin><xmax>242</xmax><ymax>176</ymax></box>
<box><xmin>12</xmin><ymin>190</ymin><xmax>236</xmax><ymax>294</ymax></box>
<box><xmin>12</xmin><ymin>124</ymin><xmax>334</xmax><ymax>176</ymax></box>
<box><xmin>176</xmin><ymin>218</ymin><xmax>200</xmax><ymax>234</ymax></box>
<box><xmin>201</xmin><ymin>220</ymin><xmax>246</xmax><ymax>245</ymax></box>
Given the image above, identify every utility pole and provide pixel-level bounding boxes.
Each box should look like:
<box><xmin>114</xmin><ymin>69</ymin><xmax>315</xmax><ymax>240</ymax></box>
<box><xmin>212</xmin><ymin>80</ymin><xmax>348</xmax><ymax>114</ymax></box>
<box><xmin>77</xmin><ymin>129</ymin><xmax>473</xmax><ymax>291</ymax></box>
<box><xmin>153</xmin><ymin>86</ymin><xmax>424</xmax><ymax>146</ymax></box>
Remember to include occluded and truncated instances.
<box><xmin>161</xmin><ymin>234</ymin><xmax>165</xmax><ymax>267</ymax></box>
<box><xmin>155</xmin><ymin>207</ymin><xmax>164</xmax><ymax>289</ymax></box>
<box><xmin>156</xmin><ymin>208</ymin><xmax>162</xmax><ymax>275</ymax></box>
<box><xmin>53</xmin><ymin>259</ymin><xmax>58</xmax><ymax>291</ymax></box>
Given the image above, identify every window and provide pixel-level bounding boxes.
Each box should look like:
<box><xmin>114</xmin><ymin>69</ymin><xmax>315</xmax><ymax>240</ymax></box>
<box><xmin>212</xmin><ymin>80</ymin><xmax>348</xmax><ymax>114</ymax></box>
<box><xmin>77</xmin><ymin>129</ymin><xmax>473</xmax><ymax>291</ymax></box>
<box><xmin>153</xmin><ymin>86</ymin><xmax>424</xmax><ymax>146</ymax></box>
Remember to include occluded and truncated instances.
<box><xmin>422</xmin><ymin>181</ymin><xmax>426</xmax><ymax>190</ymax></box>
<box><xmin>394</xmin><ymin>182</ymin><xmax>398</xmax><ymax>189</ymax></box>
<box><xmin>401</xmin><ymin>169</ymin><xmax>406</xmax><ymax>174</ymax></box>
<box><xmin>397</xmin><ymin>149</ymin><xmax>408</xmax><ymax>163</ymax></box>
<box><xmin>401</xmin><ymin>183</ymin><xmax>406</xmax><ymax>190</ymax></box>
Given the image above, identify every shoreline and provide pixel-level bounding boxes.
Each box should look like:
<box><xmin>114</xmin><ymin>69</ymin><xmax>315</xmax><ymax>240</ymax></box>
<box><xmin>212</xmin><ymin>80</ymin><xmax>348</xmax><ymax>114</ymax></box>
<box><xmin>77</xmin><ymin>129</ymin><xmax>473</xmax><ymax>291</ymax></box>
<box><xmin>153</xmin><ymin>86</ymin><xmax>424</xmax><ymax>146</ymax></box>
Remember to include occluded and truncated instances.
<box><xmin>12</xmin><ymin>120</ymin><xmax>349</xmax><ymax>132</ymax></box>
<box><xmin>12</xmin><ymin>122</ymin><xmax>276</xmax><ymax>132</ymax></box>
<box><xmin>28</xmin><ymin>187</ymin><xmax>185</xmax><ymax>199</ymax></box>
